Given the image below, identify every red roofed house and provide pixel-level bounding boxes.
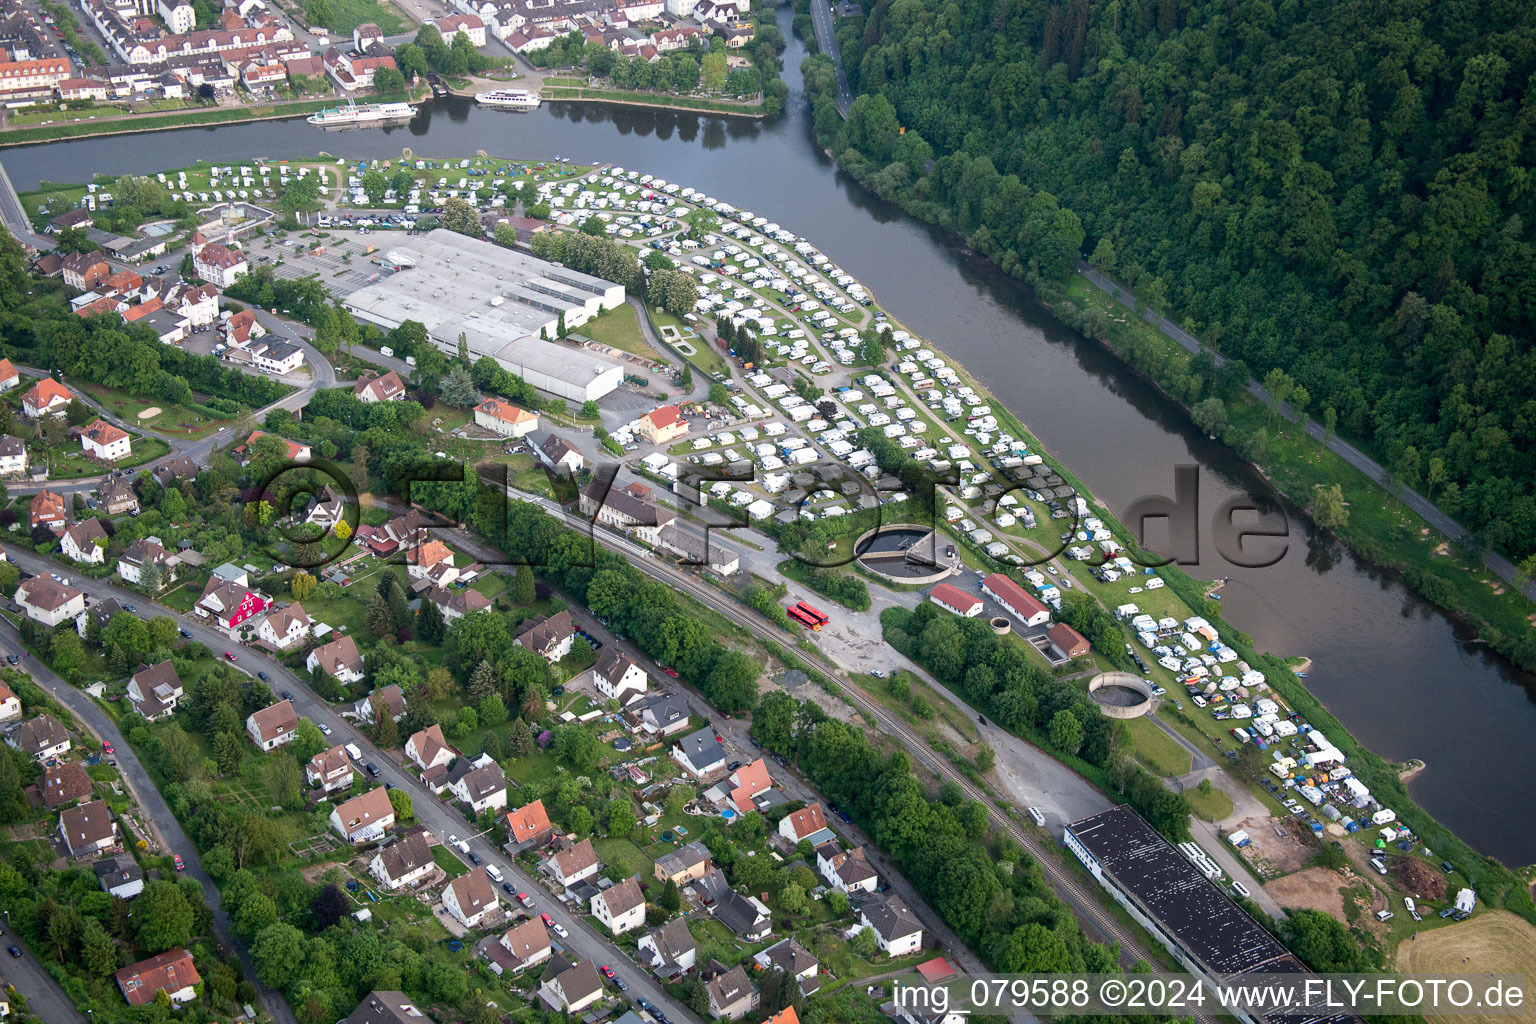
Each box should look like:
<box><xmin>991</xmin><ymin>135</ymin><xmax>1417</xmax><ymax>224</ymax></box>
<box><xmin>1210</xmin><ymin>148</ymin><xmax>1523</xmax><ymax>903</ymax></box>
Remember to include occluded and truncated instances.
<box><xmin>636</xmin><ymin>404</ymin><xmax>687</xmax><ymax>444</ymax></box>
<box><xmin>406</xmin><ymin>539</ymin><xmax>457</xmax><ymax>587</ymax></box>
<box><xmin>330</xmin><ymin>785</ymin><xmax>396</xmax><ymax>843</ymax></box>
<box><xmin>323</xmin><ymin>46</ymin><xmax>396</xmax><ymax>91</ymax></box>
<box><xmin>778</xmin><ymin>802</ymin><xmax>831</xmax><ymax>844</ymax></box>
<box><xmin>234</xmin><ymin>430</ymin><xmax>311</xmax><ymax>464</ymax></box>
<box><xmin>116</xmin><ymin>948</ymin><xmax>201</xmax><ymax>1006</ymax></box>
<box><xmin>981</xmin><ymin>572</ymin><xmax>1050</xmax><ymax>627</ymax></box>
<box><xmin>726</xmin><ymin>758</ymin><xmax>773</xmax><ymax>813</ymax></box>
<box><xmin>220</xmin><ymin>308</ymin><xmax>264</xmax><ymax>346</ymax></box>
<box><xmin>354</xmin><ymin>370</ymin><xmax>406</xmax><ymax>403</ymax></box>
<box><xmin>474</xmin><ymin>398</ymin><xmax>539</xmax><ymax>438</ymax></box>
<box><xmin>22</xmin><ymin>377</ymin><xmax>74</xmax><ymax>419</ymax></box>
<box><xmin>405</xmin><ymin>723</ymin><xmax>456</xmax><ymax>772</ymax></box>
<box><xmin>80</xmin><ymin>419</ymin><xmax>132</xmax><ymax>462</ymax></box>
<box><xmin>505</xmin><ymin>798</ymin><xmax>554</xmax><ymax>849</ymax></box>
<box><xmin>193</xmin><ymin>241</ymin><xmax>249</xmax><ymax>289</ymax></box>
<box><xmin>29</xmin><ymin>488</ymin><xmax>67</xmax><ymax>532</ymax></box>
<box><xmin>1046</xmin><ymin>621</ymin><xmax>1090</xmax><ymax>658</ymax></box>
<box><xmin>0</xmin><ymin>357</ymin><xmax>19</xmax><ymax>391</ymax></box>
<box><xmin>928</xmin><ymin>582</ymin><xmax>982</xmax><ymax>617</ymax></box>
<box><xmin>198</xmin><ymin>577</ymin><xmax>269</xmax><ymax>630</ymax></box>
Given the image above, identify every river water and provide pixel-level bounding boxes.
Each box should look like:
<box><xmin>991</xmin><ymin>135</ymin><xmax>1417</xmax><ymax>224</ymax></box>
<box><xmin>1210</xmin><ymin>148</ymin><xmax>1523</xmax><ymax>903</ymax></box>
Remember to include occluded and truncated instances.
<box><xmin>6</xmin><ymin>9</ymin><xmax>1534</xmax><ymax>864</ymax></box>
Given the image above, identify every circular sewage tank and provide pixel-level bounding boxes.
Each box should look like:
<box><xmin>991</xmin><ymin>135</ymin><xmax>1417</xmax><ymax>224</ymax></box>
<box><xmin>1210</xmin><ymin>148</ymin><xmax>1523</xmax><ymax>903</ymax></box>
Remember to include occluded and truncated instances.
<box><xmin>990</xmin><ymin>616</ymin><xmax>1011</xmax><ymax>635</ymax></box>
<box><xmin>1088</xmin><ymin>671</ymin><xmax>1156</xmax><ymax>719</ymax></box>
<box><xmin>854</xmin><ymin>524</ymin><xmax>954</xmax><ymax>585</ymax></box>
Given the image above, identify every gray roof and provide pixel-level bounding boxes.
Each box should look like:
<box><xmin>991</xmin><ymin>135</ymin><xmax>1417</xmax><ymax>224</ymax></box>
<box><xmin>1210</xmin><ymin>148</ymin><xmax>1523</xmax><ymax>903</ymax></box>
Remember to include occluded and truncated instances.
<box><xmin>675</xmin><ymin>726</ymin><xmax>725</xmax><ymax>772</ymax></box>
<box><xmin>642</xmin><ymin>917</ymin><xmax>695</xmax><ymax>969</ymax></box>
<box><xmin>714</xmin><ymin>890</ymin><xmax>769</xmax><ymax>938</ymax></box>
<box><xmin>860</xmin><ymin>893</ymin><xmax>922</xmax><ymax>941</ymax></box>
<box><xmin>346</xmin><ymin>991</ymin><xmax>433</xmax><ymax>1024</ymax></box>
<box><xmin>642</xmin><ymin>693</ymin><xmax>689</xmax><ymax>729</ymax></box>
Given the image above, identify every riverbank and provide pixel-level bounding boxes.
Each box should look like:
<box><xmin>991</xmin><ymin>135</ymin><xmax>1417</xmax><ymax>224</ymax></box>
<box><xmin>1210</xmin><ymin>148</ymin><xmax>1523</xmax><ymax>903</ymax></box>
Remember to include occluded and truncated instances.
<box><xmin>542</xmin><ymin>87</ymin><xmax>768</xmax><ymax>118</ymax></box>
<box><xmin>0</xmin><ymin>100</ymin><xmax>333</xmax><ymax>148</ymax></box>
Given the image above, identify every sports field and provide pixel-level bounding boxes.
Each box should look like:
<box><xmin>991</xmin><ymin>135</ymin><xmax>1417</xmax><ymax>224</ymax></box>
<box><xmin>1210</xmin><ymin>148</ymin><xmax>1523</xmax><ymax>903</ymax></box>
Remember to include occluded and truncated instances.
<box><xmin>1394</xmin><ymin>909</ymin><xmax>1536</xmax><ymax>1024</ymax></box>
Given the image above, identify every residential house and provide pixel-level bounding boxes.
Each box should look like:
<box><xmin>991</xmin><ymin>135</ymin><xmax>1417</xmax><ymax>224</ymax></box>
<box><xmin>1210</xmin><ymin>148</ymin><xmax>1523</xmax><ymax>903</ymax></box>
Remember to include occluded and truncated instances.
<box><xmin>15</xmin><ymin>577</ymin><xmax>86</xmax><ymax>627</ymax></box>
<box><xmin>443</xmin><ymin>870</ymin><xmax>498</xmax><ymax>929</ymax></box>
<box><xmin>0</xmin><ymin>358</ymin><xmax>16</xmax><ymax>391</ymax></box>
<box><xmin>655</xmin><ymin>523</ymin><xmax>740</xmax><ymax>576</ymax></box>
<box><xmin>59</xmin><ymin>798</ymin><xmax>118</xmax><ymax>857</ymax></box>
<box><xmin>704</xmin><ymin>964</ymin><xmax>759</xmax><ymax>1021</ymax></box>
<box><xmin>197</xmin><ymin>578</ymin><xmax>268</xmax><ymax>630</ymax></box>
<box><xmin>80</xmin><ymin>419</ymin><xmax>132</xmax><ymax>461</ymax></box>
<box><xmin>330</xmin><ymin>786</ymin><xmax>396</xmax><ymax>843</ymax></box>
<box><xmin>590</xmin><ymin>875</ymin><xmax>645</xmax><ymax>935</ymax></box>
<box><xmin>251</xmin><ymin>339</ymin><xmax>304</xmax><ymax>375</ymax></box>
<box><xmin>233</xmin><ymin>430</ymin><xmax>311</xmax><ymax>465</ymax></box>
<box><xmin>426</xmin><ymin>586</ymin><xmax>492</xmax><ymax>623</ymax></box>
<box><xmin>474</xmin><ymin>398</ymin><xmax>538</xmax><ymax>437</ymax></box>
<box><xmin>653</xmin><ymin>840</ymin><xmax>711</xmax><ymax>885</ymax></box>
<box><xmin>344</xmin><ymin>991</ymin><xmax>433</xmax><ymax>1024</ymax></box>
<box><xmin>368</xmin><ymin>831</ymin><xmax>434</xmax><ymax>890</ymax></box>
<box><xmin>721</xmin><ymin>758</ymin><xmax>774</xmax><ymax>814</ymax></box>
<box><xmin>356</xmin><ymin>683</ymin><xmax>406</xmax><ymax>724</ymax></box>
<box><xmin>60</xmin><ymin>519</ymin><xmax>109</xmax><ymax>564</ymax></box>
<box><xmin>542</xmin><ymin>837</ymin><xmax>599</xmax><ymax>888</ymax></box>
<box><xmin>322</xmin><ymin>46</ymin><xmax>397</xmax><ymax>92</ymax></box>
<box><xmin>448</xmin><ymin>758</ymin><xmax>508</xmax><ymax>815</ymax></box>
<box><xmin>1046</xmin><ymin>621</ymin><xmax>1090</xmax><ymax>658</ymax></box>
<box><xmin>118</xmin><ymin>537</ymin><xmax>173</xmax><ymax>586</ymax></box>
<box><xmin>406</xmin><ymin>540</ymin><xmax>458</xmax><ymax>588</ymax></box>
<box><xmin>115</xmin><ymin>949</ymin><xmax>200</xmax><ymax>1007</ymax></box>
<box><xmin>857</xmin><ymin>893</ymin><xmax>923</xmax><ymax>955</ymax></box>
<box><xmin>714</xmin><ymin>890</ymin><xmax>772</xmax><ymax>941</ymax></box>
<box><xmin>98</xmin><ymin>471</ymin><xmax>139</xmax><ymax>515</ymax></box>
<box><xmin>640</xmin><ymin>693</ymin><xmax>691</xmax><ymax>736</ymax></box>
<box><xmin>59</xmin><ymin>253</ymin><xmax>109</xmax><ymax>292</ymax></box>
<box><xmin>354</xmin><ymin>371</ymin><xmax>406</xmax><ymax>403</ymax></box>
<box><xmin>638</xmin><ymin>917</ymin><xmax>697</xmax><ymax>977</ymax></box>
<box><xmin>7</xmin><ymin>714</ymin><xmax>70</xmax><ymax>762</ymax></box>
<box><xmin>258</xmin><ymin>602</ymin><xmax>311</xmax><ymax>650</ymax></box>
<box><xmin>193</xmin><ymin>241</ymin><xmax>248</xmax><ymax>288</ymax></box>
<box><xmin>578</xmin><ymin>481</ymin><xmax>675</xmax><ymax>545</ymax></box>
<box><xmin>534</xmin><ymin>433</ymin><xmax>585</xmax><ymax>473</ymax></box>
<box><xmin>152</xmin><ymin>455</ymin><xmax>200</xmax><ymax>488</ymax></box>
<box><xmin>48</xmin><ymin>209</ymin><xmax>93</xmax><ymax>233</ymax></box>
<box><xmin>220</xmin><ymin>309</ymin><xmax>263</xmax><ymax>347</ymax></box>
<box><xmin>487</xmin><ymin>917</ymin><xmax>552</xmax><ymax>975</ymax></box>
<box><xmin>592</xmin><ymin>650</ymin><xmax>648</xmax><ymax>704</ymax></box>
<box><xmin>307</xmin><ymin>744</ymin><xmax>355</xmax><ymax>794</ymax></box>
<box><xmin>672</xmin><ymin>725</ymin><xmax>726</xmax><ymax>778</ymax></box>
<box><xmin>539</xmin><ymin>956</ymin><xmax>604</xmax><ymax>1014</ymax></box>
<box><xmin>636</xmin><ymin>404</ymin><xmax>688</xmax><ymax>444</ymax></box>
<box><xmin>357</xmin><ymin>509</ymin><xmax>428</xmax><ymax>556</ymax></box>
<box><xmin>0</xmin><ymin>682</ymin><xmax>19</xmax><ymax>724</ymax></box>
<box><xmin>94</xmin><ymin>856</ymin><xmax>145</xmax><ymax>899</ymax></box>
<box><xmin>0</xmin><ymin>434</ymin><xmax>27</xmax><ymax>476</ymax></box>
<box><xmin>504</xmin><ymin>798</ymin><xmax>554</xmax><ymax>850</ymax></box>
<box><xmin>246</xmin><ymin>699</ymin><xmax>299</xmax><ymax>751</ymax></box>
<box><xmin>28</xmin><ymin>489</ymin><xmax>67</xmax><ymax>532</ymax></box>
<box><xmin>306</xmin><ymin>634</ymin><xmax>364</xmax><ymax>683</ymax></box>
<box><xmin>301</xmin><ymin>485</ymin><xmax>346</xmax><ymax>530</ymax></box>
<box><xmin>41</xmin><ymin>761</ymin><xmax>92</xmax><ymax>809</ymax></box>
<box><xmin>815</xmin><ymin>840</ymin><xmax>878</xmax><ymax>894</ymax></box>
<box><xmin>405</xmin><ymin>724</ymin><xmax>456</xmax><ymax>773</ymax></box>
<box><xmin>434</xmin><ymin>12</ymin><xmax>485</xmax><ymax>44</ymax></box>
<box><xmin>75</xmin><ymin>596</ymin><xmax>123</xmax><ymax>639</ymax></box>
<box><xmin>127</xmin><ymin>660</ymin><xmax>183</xmax><ymax>721</ymax></box>
<box><xmin>981</xmin><ymin>573</ymin><xmax>1051</xmax><ymax>627</ymax></box>
<box><xmin>778</xmin><ymin>803</ymin><xmax>833</xmax><ymax>846</ymax></box>
<box><xmin>514</xmin><ymin>610</ymin><xmax>576</xmax><ymax>662</ymax></box>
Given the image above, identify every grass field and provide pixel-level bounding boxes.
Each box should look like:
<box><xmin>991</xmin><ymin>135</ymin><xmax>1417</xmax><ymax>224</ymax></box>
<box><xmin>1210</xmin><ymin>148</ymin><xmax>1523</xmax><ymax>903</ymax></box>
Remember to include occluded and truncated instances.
<box><xmin>306</xmin><ymin>0</ymin><xmax>404</xmax><ymax>33</ymax></box>
<box><xmin>1183</xmin><ymin>783</ymin><xmax>1234</xmax><ymax>822</ymax></box>
<box><xmin>79</xmin><ymin>383</ymin><xmax>236</xmax><ymax>440</ymax></box>
<box><xmin>581</xmin><ymin>302</ymin><xmax>664</xmax><ymax>361</ymax></box>
<box><xmin>1396</xmin><ymin>910</ymin><xmax>1536</xmax><ymax>1024</ymax></box>
<box><xmin>1126</xmin><ymin>716</ymin><xmax>1193</xmax><ymax>776</ymax></box>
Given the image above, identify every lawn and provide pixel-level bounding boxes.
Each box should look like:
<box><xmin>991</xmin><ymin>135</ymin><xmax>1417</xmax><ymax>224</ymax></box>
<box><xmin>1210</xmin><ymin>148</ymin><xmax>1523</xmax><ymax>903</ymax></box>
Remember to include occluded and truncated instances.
<box><xmin>432</xmin><ymin>844</ymin><xmax>469</xmax><ymax>878</ymax></box>
<box><xmin>1125</xmin><ymin>715</ymin><xmax>1193</xmax><ymax>776</ymax></box>
<box><xmin>305</xmin><ymin>0</ymin><xmax>405</xmax><ymax>33</ymax></box>
<box><xmin>581</xmin><ymin>303</ymin><xmax>664</xmax><ymax>362</ymax></box>
<box><xmin>1183</xmin><ymin>784</ymin><xmax>1233</xmax><ymax>821</ymax></box>
<box><xmin>592</xmin><ymin>836</ymin><xmax>653</xmax><ymax>878</ymax></box>
<box><xmin>1396</xmin><ymin>910</ymin><xmax>1536</xmax><ymax>1024</ymax></box>
<box><xmin>78</xmin><ymin>383</ymin><xmax>237</xmax><ymax>440</ymax></box>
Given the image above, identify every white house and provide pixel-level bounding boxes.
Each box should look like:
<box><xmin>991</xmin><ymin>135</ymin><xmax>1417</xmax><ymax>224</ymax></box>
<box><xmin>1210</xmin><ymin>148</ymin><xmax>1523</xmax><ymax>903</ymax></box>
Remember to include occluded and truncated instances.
<box><xmin>258</xmin><ymin>603</ymin><xmax>312</xmax><ymax>650</ymax></box>
<box><xmin>59</xmin><ymin>799</ymin><xmax>118</xmax><ymax>857</ymax></box>
<box><xmin>540</xmin><ymin>957</ymin><xmax>604</xmax><ymax>1014</ymax></box>
<box><xmin>246</xmin><ymin>699</ymin><xmax>299</xmax><ymax>750</ymax></box>
<box><xmin>80</xmin><ymin>419</ymin><xmax>132</xmax><ymax>462</ymax></box>
<box><xmin>127</xmin><ymin>661</ymin><xmax>183</xmax><ymax>722</ymax></box>
<box><xmin>369</xmin><ymin>832</ymin><xmax>434</xmax><ymax>890</ymax></box>
<box><xmin>405</xmin><ymin>723</ymin><xmax>456</xmax><ymax>772</ymax></box>
<box><xmin>638</xmin><ymin>918</ymin><xmax>697</xmax><ymax>976</ymax></box>
<box><xmin>307</xmin><ymin>744</ymin><xmax>355</xmax><ymax>794</ymax></box>
<box><xmin>443</xmin><ymin>870</ymin><xmax>498</xmax><ymax>929</ymax></box>
<box><xmin>94</xmin><ymin>856</ymin><xmax>145</xmax><ymax>899</ymax></box>
<box><xmin>778</xmin><ymin>803</ymin><xmax>832</xmax><ymax>845</ymax></box>
<box><xmin>542</xmin><ymin>838</ymin><xmax>599</xmax><ymax>888</ymax></box>
<box><xmin>672</xmin><ymin>725</ymin><xmax>727</xmax><ymax>778</ymax></box>
<box><xmin>434</xmin><ymin>12</ymin><xmax>486</xmax><ymax>45</ymax></box>
<box><xmin>815</xmin><ymin>841</ymin><xmax>878</xmax><ymax>894</ymax></box>
<box><xmin>857</xmin><ymin>893</ymin><xmax>923</xmax><ymax>955</ymax></box>
<box><xmin>118</xmin><ymin>538</ymin><xmax>172</xmax><ymax>586</ymax></box>
<box><xmin>330</xmin><ymin>786</ymin><xmax>396</xmax><ymax>843</ymax></box>
<box><xmin>590</xmin><ymin>876</ymin><xmax>646</xmax><ymax>935</ymax></box>
<box><xmin>60</xmin><ymin>519</ymin><xmax>109</xmax><ymax>564</ymax></box>
<box><xmin>6</xmin><ymin>714</ymin><xmax>70</xmax><ymax>762</ymax></box>
<box><xmin>0</xmin><ymin>434</ymin><xmax>25</xmax><ymax>476</ymax></box>
<box><xmin>251</xmin><ymin>340</ymin><xmax>304</xmax><ymax>375</ymax></box>
<box><xmin>193</xmin><ymin>241</ymin><xmax>248</xmax><ymax>289</ymax></box>
<box><xmin>514</xmin><ymin>610</ymin><xmax>576</xmax><ymax>663</ymax></box>
<box><xmin>474</xmin><ymin>398</ymin><xmax>539</xmax><ymax>437</ymax></box>
<box><xmin>591</xmin><ymin>650</ymin><xmax>648</xmax><ymax>704</ymax></box>
<box><xmin>448</xmin><ymin>757</ymin><xmax>508</xmax><ymax>815</ymax></box>
<box><xmin>489</xmin><ymin>917</ymin><xmax>553</xmax><ymax>975</ymax></box>
<box><xmin>15</xmin><ymin>577</ymin><xmax>86</xmax><ymax>627</ymax></box>
<box><xmin>306</xmin><ymin>634</ymin><xmax>364</xmax><ymax>683</ymax></box>
<box><xmin>0</xmin><ymin>683</ymin><xmax>20</xmax><ymax>724</ymax></box>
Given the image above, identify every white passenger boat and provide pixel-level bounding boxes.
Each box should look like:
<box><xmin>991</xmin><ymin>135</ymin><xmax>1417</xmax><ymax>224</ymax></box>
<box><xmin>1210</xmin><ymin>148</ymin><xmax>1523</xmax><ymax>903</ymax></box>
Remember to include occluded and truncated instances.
<box><xmin>474</xmin><ymin>89</ymin><xmax>542</xmax><ymax>111</ymax></box>
<box><xmin>306</xmin><ymin>101</ymin><xmax>417</xmax><ymax>128</ymax></box>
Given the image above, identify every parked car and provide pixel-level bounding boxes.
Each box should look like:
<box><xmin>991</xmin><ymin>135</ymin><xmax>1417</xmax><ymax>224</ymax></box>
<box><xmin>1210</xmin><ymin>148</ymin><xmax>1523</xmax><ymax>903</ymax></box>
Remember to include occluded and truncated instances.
<box><xmin>179</xmin><ymin>629</ymin><xmax>191</xmax><ymax>638</ymax></box>
<box><xmin>540</xmin><ymin>913</ymin><xmax>553</xmax><ymax>927</ymax></box>
<box><xmin>7</xmin><ymin>945</ymin><xmax>19</xmax><ymax>958</ymax></box>
<box><xmin>4</xmin><ymin>656</ymin><xmax>15</xmax><ymax>666</ymax></box>
<box><xmin>518</xmin><ymin>892</ymin><xmax>534</xmax><ymax>908</ymax></box>
<box><xmin>173</xmin><ymin>854</ymin><xmax>184</xmax><ymax>871</ymax></box>
<box><xmin>601</xmin><ymin>965</ymin><xmax>615</xmax><ymax>979</ymax></box>
<box><xmin>257</xmin><ymin>671</ymin><xmax>269</xmax><ymax>681</ymax></box>
<box><xmin>552</xmin><ymin>923</ymin><xmax>568</xmax><ymax>939</ymax></box>
<box><xmin>365</xmin><ymin>763</ymin><xmax>380</xmax><ymax>777</ymax></box>
<box><xmin>224</xmin><ymin>651</ymin><xmax>238</xmax><ymax>661</ymax></box>
<box><xmin>280</xmin><ymin>691</ymin><xmax>294</xmax><ymax>701</ymax></box>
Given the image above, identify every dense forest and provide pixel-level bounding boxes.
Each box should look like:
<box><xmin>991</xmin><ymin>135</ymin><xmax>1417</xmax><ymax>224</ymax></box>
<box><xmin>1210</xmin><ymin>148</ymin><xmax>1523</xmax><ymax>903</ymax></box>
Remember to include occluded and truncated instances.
<box><xmin>811</xmin><ymin>0</ymin><xmax>1536</xmax><ymax>560</ymax></box>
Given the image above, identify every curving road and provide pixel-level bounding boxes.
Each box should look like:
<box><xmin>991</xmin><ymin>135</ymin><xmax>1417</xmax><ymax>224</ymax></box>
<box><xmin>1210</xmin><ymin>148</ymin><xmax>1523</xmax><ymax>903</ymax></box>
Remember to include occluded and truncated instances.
<box><xmin>807</xmin><ymin>0</ymin><xmax>852</xmax><ymax>117</ymax></box>
<box><xmin>1076</xmin><ymin>261</ymin><xmax>1536</xmax><ymax>602</ymax></box>
<box><xmin>0</xmin><ymin>557</ymin><xmax>297</xmax><ymax>1024</ymax></box>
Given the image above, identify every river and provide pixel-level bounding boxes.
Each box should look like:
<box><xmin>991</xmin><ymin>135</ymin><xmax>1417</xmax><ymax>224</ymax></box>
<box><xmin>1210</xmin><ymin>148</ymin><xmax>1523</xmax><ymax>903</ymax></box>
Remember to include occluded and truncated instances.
<box><xmin>5</xmin><ymin>7</ymin><xmax>1534</xmax><ymax>865</ymax></box>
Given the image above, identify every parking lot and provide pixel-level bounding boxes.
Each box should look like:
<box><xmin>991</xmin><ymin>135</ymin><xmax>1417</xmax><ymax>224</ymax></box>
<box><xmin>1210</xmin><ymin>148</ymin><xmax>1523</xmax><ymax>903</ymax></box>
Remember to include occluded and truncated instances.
<box><xmin>262</xmin><ymin>230</ymin><xmax>380</xmax><ymax>298</ymax></box>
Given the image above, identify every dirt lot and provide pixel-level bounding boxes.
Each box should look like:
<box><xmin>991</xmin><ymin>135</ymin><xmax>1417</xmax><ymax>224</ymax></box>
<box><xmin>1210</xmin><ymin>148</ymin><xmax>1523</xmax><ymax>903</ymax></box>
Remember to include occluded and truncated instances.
<box><xmin>1265</xmin><ymin>866</ymin><xmax>1348</xmax><ymax>917</ymax></box>
<box><xmin>1396</xmin><ymin>910</ymin><xmax>1536</xmax><ymax>1024</ymax></box>
<box><xmin>1239</xmin><ymin>815</ymin><xmax>1315</xmax><ymax>877</ymax></box>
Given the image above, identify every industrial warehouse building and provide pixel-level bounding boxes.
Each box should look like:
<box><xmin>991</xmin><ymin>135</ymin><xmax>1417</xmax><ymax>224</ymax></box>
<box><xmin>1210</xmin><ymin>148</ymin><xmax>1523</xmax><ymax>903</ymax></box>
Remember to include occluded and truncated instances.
<box><xmin>1064</xmin><ymin>806</ymin><xmax>1361</xmax><ymax>1024</ymax></box>
<box><xmin>342</xmin><ymin>229</ymin><xmax>628</xmax><ymax>402</ymax></box>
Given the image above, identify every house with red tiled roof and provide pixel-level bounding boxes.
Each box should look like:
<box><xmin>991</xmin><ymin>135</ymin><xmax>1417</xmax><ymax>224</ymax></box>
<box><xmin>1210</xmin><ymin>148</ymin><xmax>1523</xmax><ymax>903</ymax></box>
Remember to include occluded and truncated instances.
<box><xmin>115</xmin><ymin>948</ymin><xmax>200</xmax><ymax>1006</ymax></box>
<box><xmin>354</xmin><ymin>370</ymin><xmax>406</xmax><ymax>403</ymax></box>
<box><xmin>0</xmin><ymin>358</ymin><xmax>18</xmax><ymax>391</ymax></box>
<box><xmin>233</xmin><ymin>430</ymin><xmax>311</xmax><ymax>465</ymax></box>
<box><xmin>929</xmin><ymin>582</ymin><xmax>982</xmax><ymax>617</ymax></box>
<box><xmin>22</xmin><ymin>377</ymin><xmax>73</xmax><ymax>419</ymax></box>
<box><xmin>505</xmin><ymin>798</ymin><xmax>554</xmax><ymax>850</ymax></box>
<box><xmin>246</xmin><ymin>699</ymin><xmax>299</xmax><ymax>751</ymax></box>
<box><xmin>193</xmin><ymin>241</ymin><xmax>248</xmax><ymax>288</ymax></box>
<box><xmin>330</xmin><ymin>786</ymin><xmax>395</xmax><ymax>843</ymax></box>
<box><xmin>405</xmin><ymin>723</ymin><xmax>455</xmax><ymax>772</ymax></box>
<box><xmin>474</xmin><ymin>398</ymin><xmax>538</xmax><ymax>437</ymax></box>
<box><xmin>981</xmin><ymin>572</ymin><xmax>1051</xmax><ymax>627</ymax></box>
<box><xmin>636</xmin><ymin>404</ymin><xmax>687</xmax><ymax>444</ymax></box>
<box><xmin>28</xmin><ymin>488</ymin><xmax>67</xmax><ymax>533</ymax></box>
<box><xmin>778</xmin><ymin>802</ymin><xmax>833</xmax><ymax>844</ymax></box>
<box><xmin>198</xmin><ymin>578</ymin><xmax>268</xmax><ymax>630</ymax></box>
<box><xmin>80</xmin><ymin>418</ymin><xmax>132</xmax><ymax>462</ymax></box>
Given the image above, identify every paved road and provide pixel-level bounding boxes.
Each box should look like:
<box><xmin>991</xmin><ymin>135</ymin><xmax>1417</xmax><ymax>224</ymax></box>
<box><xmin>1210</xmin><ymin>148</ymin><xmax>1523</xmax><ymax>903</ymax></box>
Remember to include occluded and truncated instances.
<box><xmin>0</xmin><ymin>159</ymin><xmax>52</xmax><ymax>249</ymax></box>
<box><xmin>0</xmin><ymin>548</ymin><xmax>298</xmax><ymax>1024</ymax></box>
<box><xmin>1076</xmin><ymin>261</ymin><xmax>1536</xmax><ymax>602</ymax></box>
<box><xmin>0</xmin><ymin>924</ymin><xmax>87</xmax><ymax>1024</ymax></box>
<box><xmin>807</xmin><ymin>0</ymin><xmax>853</xmax><ymax>117</ymax></box>
<box><xmin>0</xmin><ymin>545</ymin><xmax>700</xmax><ymax>1024</ymax></box>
